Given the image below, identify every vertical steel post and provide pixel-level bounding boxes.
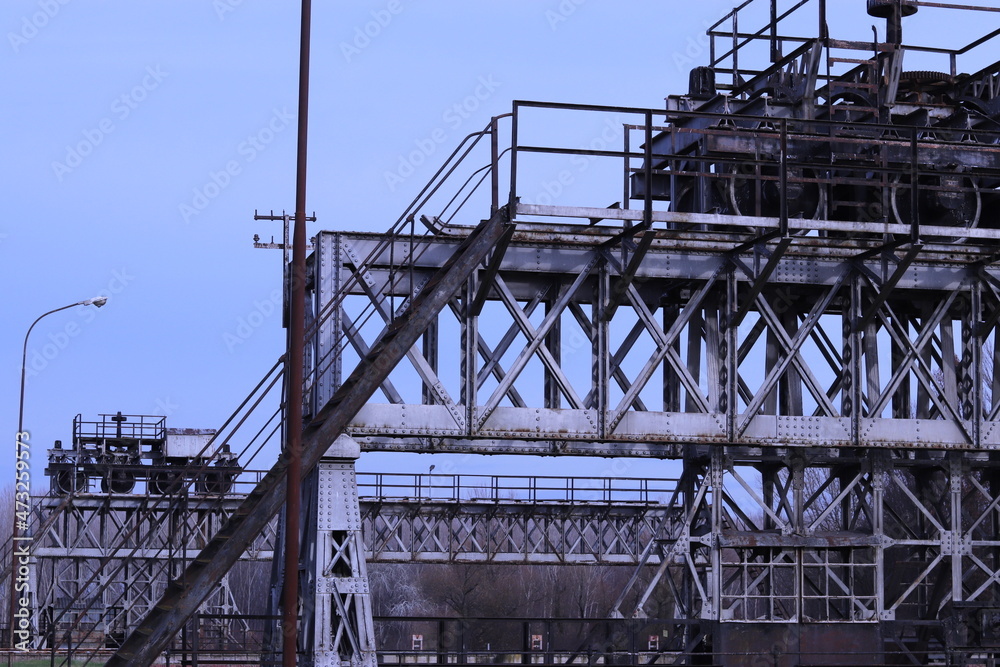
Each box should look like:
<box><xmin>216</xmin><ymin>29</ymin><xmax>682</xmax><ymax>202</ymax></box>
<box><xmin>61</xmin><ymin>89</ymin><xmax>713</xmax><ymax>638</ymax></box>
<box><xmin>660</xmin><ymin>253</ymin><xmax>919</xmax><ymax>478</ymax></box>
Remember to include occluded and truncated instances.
<box><xmin>732</xmin><ymin>10</ymin><xmax>739</xmax><ymax>87</ymax></box>
<box><xmin>950</xmin><ymin>456</ymin><xmax>963</xmax><ymax>605</ymax></box>
<box><xmin>622</xmin><ymin>121</ymin><xmax>630</xmax><ymax>211</ymax></box>
<box><xmin>462</xmin><ymin>279</ymin><xmax>478</xmax><ymax>438</ymax></box>
<box><xmin>284</xmin><ymin>0</ymin><xmax>312</xmax><ymax>664</ymax></box>
<box><xmin>779</xmin><ymin>119</ymin><xmax>789</xmax><ymax>238</ymax></box>
<box><xmin>910</xmin><ymin>127</ymin><xmax>920</xmax><ymax>242</ymax></box>
<box><xmin>770</xmin><ymin>0</ymin><xmax>780</xmax><ymax>62</ymax></box>
<box><xmin>595</xmin><ymin>262</ymin><xmax>610</xmax><ymax>440</ymax></box>
<box><xmin>644</xmin><ymin>111</ymin><xmax>653</xmax><ymax>229</ymax></box>
<box><xmin>848</xmin><ymin>273</ymin><xmax>863</xmax><ymax>447</ymax></box>
<box><xmin>724</xmin><ymin>270</ymin><xmax>739</xmax><ymax>441</ymax></box>
<box><xmin>491</xmin><ymin>116</ymin><xmax>499</xmax><ymax>215</ymax></box>
<box><xmin>709</xmin><ymin>447</ymin><xmax>724</xmax><ymax>620</ymax></box>
<box><xmin>873</xmin><ymin>452</ymin><xmax>887</xmax><ymax>621</ymax></box>
<box><xmin>509</xmin><ymin>102</ymin><xmax>519</xmax><ymax>212</ymax></box>
<box><xmin>971</xmin><ymin>282</ymin><xmax>983</xmax><ymax>445</ymax></box>
<box><xmin>544</xmin><ymin>298</ymin><xmax>562</xmax><ymax>410</ymax></box>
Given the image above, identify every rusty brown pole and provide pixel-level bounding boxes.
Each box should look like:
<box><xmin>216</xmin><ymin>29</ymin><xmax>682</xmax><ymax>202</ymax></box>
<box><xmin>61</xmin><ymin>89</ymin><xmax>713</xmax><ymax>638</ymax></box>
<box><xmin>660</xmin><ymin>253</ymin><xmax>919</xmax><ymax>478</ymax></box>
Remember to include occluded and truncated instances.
<box><xmin>284</xmin><ymin>0</ymin><xmax>311</xmax><ymax>663</ymax></box>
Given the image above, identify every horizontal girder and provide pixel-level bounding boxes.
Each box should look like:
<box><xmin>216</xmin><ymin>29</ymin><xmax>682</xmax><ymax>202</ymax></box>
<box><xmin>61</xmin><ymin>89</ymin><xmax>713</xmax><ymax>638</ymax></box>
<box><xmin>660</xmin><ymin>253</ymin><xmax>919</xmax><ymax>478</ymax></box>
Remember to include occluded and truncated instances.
<box><xmin>309</xmin><ymin>224</ymin><xmax>1000</xmax><ymax>456</ymax></box>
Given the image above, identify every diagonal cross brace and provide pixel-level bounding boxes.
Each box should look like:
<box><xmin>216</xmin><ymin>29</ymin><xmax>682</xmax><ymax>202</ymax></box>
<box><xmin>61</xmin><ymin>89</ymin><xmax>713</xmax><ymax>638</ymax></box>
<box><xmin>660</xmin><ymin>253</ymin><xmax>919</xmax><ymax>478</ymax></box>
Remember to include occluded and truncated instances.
<box><xmin>730</xmin><ymin>237</ymin><xmax>792</xmax><ymax>328</ymax></box>
<box><xmin>607</xmin><ymin>269</ymin><xmax>724</xmax><ymax>432</ymax></box>
<box><xmin>621</xmin><ymin>281</ymin><xmax>713</xmax><ymax>414</ymax></box>
<box><xmin>477</xmin><ymin>257</ymin><xmax>598</xmax><ymax>425</ymax></box>
<box><xmin>603</xmin><ymin>230</ymin><xmax>655</xmax><ymax>321</ymax></box>
<box><xmin>600</xmin><ymin>250</ymin><xmax>714</xmax><ymax>415</ymax></box>
<box><xmin>349</xmin><ymin>257</ymin><xmax>464</xmax><ymax>427</ymax></box>
<box><xmin>576</xmin><ymin>307</ymin><xmax>648</xmax><ymax>412</ymax></box>
<box><xmin>866</xmin><ymin>289</ymin><xmax>967</xmax><ymax>437</ymax></box>
<box><xmin>106</xmin><ymin>209</ymin><xmax>512</xmax><ymax>667</ymax></box>
<box><xmin>475</xmin><ymin>288</ymin><xmax>546</xmax><ymax>387</ymax></box>
<box><xmin>470</xmin><ymin>223</ymin><xmax>515</xmax><ymax>317</ymax></box>
<box><xmin>855</xmin><ymin>244</ymin><xmax>923</xmax><ymax>333</ymax></box>
<box><xmin>737</xmin><ymin>274</ymin><xmax>846</xmax><ymax>435</ymax></box>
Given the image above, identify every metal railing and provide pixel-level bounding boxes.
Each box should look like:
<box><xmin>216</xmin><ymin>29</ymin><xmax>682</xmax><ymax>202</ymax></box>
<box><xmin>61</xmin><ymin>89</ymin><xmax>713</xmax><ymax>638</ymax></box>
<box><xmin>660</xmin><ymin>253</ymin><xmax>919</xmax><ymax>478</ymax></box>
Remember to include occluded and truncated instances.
<box><xmin>507</xmin><ymin>100</ymin><xmax>1000</xmax><ymax>244</ymax></box>
<box><xmin>357</xmin><ymin>473</ymin><xmax>679</xmax><ymax>505</ymax></box>
<box><xmin>303</xmin><ymin>115</ymin><xmax>508</xmax><ymax>416</ymax></box>
<box><xmin>72</xmin><ymin>413</ymin><xmax>166</xmax><ymax>443</ymax></box>
<box><xmin>707</xmin><ymin>0</ymin><xmax>1000</xmax><ymax>86</ymax></box>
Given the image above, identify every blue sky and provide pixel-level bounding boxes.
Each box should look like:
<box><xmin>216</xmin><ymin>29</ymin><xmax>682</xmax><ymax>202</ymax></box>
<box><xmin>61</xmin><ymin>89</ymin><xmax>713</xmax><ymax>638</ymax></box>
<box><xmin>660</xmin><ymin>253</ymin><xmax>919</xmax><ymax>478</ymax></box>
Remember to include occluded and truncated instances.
<box><xmin>4</xmin><ymin>1</ymin><xmax>996</xmax><ymax>490</ymax></box>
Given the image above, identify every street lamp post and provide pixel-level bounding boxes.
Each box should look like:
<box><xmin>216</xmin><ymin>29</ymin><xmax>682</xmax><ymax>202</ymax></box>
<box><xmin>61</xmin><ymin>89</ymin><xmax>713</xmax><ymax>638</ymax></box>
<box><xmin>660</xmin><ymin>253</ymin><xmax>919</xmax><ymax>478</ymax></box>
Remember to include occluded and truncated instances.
<box><xmin>9</xmin><ymin>296</ymin><xmax>107</xmax><ymax>648</ymax></box>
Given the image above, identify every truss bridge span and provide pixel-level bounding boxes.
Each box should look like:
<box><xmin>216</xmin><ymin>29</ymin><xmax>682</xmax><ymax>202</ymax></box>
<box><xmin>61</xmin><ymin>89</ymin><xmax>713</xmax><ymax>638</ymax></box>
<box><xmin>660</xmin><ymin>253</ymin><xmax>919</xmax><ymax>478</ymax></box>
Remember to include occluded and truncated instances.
<box><xmin>358</xmin><ymin>472</ymin><xmax>681</xmax><ymax>565</ymax></box>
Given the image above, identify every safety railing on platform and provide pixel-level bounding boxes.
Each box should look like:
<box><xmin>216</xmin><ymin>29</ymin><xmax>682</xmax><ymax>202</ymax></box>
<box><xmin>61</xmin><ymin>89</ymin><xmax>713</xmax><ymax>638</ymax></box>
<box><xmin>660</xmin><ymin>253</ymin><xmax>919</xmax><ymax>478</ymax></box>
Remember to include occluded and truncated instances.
<box><xmin>357</xmin><ymin>473</ymin><xmax>678</xmax><ymax>505</ymax></box>
<box><xmin>707</xmin><ymin>0</ymin><xmax>1000</xmax><ymax>89</ymax></box>
<box><xmin>71</xmin><ymin>412</ymin><xmax>166</xmax><ymax>443</ymax></box>
<box><xmin>507</xmin><ymin>100</ymin><xmax>1000</xmax><ymax>245</ymax></box>
<box><xmin>303</xmin><ymin>114</ymin><xmax>510</xmax><ymax>416</ymax></box>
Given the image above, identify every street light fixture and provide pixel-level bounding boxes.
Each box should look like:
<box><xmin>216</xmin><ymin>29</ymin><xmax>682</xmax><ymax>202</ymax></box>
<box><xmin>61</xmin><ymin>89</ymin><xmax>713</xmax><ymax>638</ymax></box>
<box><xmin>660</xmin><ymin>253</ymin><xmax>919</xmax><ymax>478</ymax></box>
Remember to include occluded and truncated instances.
<box><xmin>10</xmin><ymin>296</ymin><xmax>107</xmax><ymax>647</ymax></box>
<box><xmin>18</xmin><ymin>296</ymin><xmax>107</xmax><ymax>440</ymax></box>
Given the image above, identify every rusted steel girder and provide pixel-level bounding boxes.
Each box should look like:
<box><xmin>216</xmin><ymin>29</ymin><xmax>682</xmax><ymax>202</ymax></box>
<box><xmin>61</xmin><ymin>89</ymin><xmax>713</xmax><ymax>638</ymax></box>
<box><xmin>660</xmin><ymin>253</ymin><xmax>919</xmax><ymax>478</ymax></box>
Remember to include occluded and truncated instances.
<box><xmin>105</xmin><ymin>207</ymin><xmax>512</xmax><ymax>666</ymax></box>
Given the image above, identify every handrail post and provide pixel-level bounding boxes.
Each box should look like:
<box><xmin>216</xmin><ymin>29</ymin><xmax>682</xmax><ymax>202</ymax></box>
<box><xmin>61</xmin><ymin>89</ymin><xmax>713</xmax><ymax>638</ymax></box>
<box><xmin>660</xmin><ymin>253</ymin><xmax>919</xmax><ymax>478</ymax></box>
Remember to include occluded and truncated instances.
<box><xmin>732</xmin><ymin>10</ymin><xmax>739</xmax><ymax>87</ymax></box>
<box><xmin>770</xmin><ymin>0</ymin><xmax>779</xmax><ymax>62</ymax></box>
<box><xmin>644</xmin><ymin>111</ymin><xmax>653</xmax><ymax>229</ymax></box>
<box><xmin>491</xmin><ymin>115</ymin><xmax>499</xmax><ymax>215</ymax></box>
<box><xmin>710</xmin><ymin>24</ymin><xmax>716</xmax><ymax>66</ymax></box>
<box><xmin>509</xmin><ymin>102</ymin><xmax>519</xmax><ymax>213</ymax></box>
<box><xmin>780</xmin><ymin>118</ymin><xmax>789</xmax><ymax>238</ymax></box>
<box><xmin>623</xmin><ymin>120</ymin><xmax>630</xmax><ymax>210</ymax></box>
<box><xmin>910</xmin><ymin>127</ymin><xmax>920</xmax><ymax>243</ymax></box>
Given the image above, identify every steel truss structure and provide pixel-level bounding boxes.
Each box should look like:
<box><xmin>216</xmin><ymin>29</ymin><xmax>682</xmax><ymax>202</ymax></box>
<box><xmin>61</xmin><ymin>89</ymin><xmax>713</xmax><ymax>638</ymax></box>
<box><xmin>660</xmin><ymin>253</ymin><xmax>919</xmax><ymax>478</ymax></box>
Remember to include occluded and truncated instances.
<box><xmin>309</xmin><ymin>214</ymin><xmax>1000</xmax><ymax>661</ymax></box>
<box><xmin>359</xmin><ymin>473</ymin><xmax>679</xmax><ymax>565</ymax></box>
<box><xmin>296</xmin><ymin>1</ymin><xmax>1000</xmax><ymax>659</ymax></box>
<box><xmin>59</xmin><ymin>0</ymin><xmax>1000</xmax><ymax>664</ymax></box>
<box><xmin>26</xmin><ymin>472</ymin><xmax>670</xmax><ymax>660</ymax></box>
<box><xmin>30</xmin><ymin>492</ymin><xmax>276</xmax><ymax>655</ymax></box>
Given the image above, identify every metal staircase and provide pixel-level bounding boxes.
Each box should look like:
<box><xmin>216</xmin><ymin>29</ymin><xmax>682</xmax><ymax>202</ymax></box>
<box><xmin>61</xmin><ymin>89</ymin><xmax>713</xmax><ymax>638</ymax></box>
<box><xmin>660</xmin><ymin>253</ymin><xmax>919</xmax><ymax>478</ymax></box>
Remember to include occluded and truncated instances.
<box><xmin>101</xmin><ymin>115</ymin><xmax>512</xmax><ymax>665</ymax></box>
<box><xmin>106</xmin><ymin>205</ymin><xmax>511</xmax><ymax>665</ymax></box>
